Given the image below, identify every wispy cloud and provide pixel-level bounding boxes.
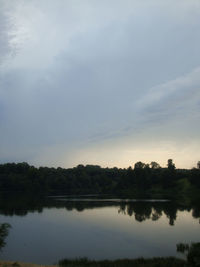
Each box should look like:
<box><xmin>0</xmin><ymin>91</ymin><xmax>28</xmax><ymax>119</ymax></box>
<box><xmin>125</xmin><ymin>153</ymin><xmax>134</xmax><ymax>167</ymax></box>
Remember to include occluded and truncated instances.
<box><xmin>136</xmin><ymin>67</ymin><xmax>200</xmax><ymax>122</ymax></box>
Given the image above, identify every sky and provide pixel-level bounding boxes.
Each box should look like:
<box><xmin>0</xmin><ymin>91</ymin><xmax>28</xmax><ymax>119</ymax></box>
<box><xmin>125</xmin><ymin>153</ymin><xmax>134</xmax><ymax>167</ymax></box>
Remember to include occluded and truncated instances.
<box><xmin>0</xmin><ymin>0</ymin><xmax>200</xmax><ymax>169</ymax></box>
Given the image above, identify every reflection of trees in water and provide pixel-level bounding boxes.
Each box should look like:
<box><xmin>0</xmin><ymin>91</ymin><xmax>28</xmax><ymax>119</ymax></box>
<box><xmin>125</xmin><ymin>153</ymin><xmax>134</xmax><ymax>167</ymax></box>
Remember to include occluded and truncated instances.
<box><xmin>118</xmin><ymin>202</ymin><xmax>179</xmax><ymax>225</ymax></box>
<box><xmin>0</xmin><ymin>223</ymin><xmax>11</xmax><ymax>250</ymax></box>
<box><xmin>0</xmin><ymin>193</ymin><xmax>200</xmax><ymax>225</ymax></box>
<box><xmin>151</xmin><ymin>208</ymin><xmax>162</xmax><ymax>221</ymax></box>
<box><xmin>129</xmin><ymin>203</ymin><xmax>151</xmax><ymax>222</ymax></box>
<box><xmin>192</xmin><ymin>207</ymin><xmax>200</xmax><ymax>219</ymax></box>
<box><xmin>118</xmin><ymin>203</ymin><xmax>163</xmax><ymax>222</ymax></box>
<box><xmin>162</xmin><ymin>203</ymin><xmax>177</xmax><ymax>225</ymax></box>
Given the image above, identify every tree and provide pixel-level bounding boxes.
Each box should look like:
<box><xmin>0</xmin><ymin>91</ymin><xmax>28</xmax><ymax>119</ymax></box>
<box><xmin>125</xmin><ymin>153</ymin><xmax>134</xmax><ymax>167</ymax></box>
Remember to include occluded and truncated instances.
<box><xmin>167</xmin><ymin>159</ymin><xmax>175</xmax><ymax>171</ymax></box>
<box><xmin>150</xmin><ymin>161</ymin><xmax>160</xmax><ymax>169</ymax></box>
<box><xmin>187</xmin><ymin>243</ymin><xmax>200</xmax><ymax>266</ymax></box>
<box><xmin>134</xmin><ymin>161</ymin><xmax>146</xmax><ymax>169</ymax></box>
<box><xmin>0</xmin><ymin>223</ymin><xmax>11</xmax><ymax>250</ymax></box>
<box><xmin>177</xmin><ymin>242</ymin><xmax>200</xmax><ymax>267</ymax></box>
<box><xmin>197</xmin><ymin>161</ymin><xmax>200</xmax><ymax>169</ymax></box>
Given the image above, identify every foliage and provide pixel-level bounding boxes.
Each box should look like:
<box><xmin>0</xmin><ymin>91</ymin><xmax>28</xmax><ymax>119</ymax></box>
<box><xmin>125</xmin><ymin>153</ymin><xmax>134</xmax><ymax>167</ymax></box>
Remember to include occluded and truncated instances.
<box><xmin>187</xmin><ymin>243</ymin><xmax>200</xmax><ymax>266</ymax></box>
<box><xmin>58</xmin><ymin>257</ymin><xmax>185</xmax><ymax>267</ymax></box>
<box><xmin>0</xmin><ymin>160</ymin><xmax>200</xmax><ymax>199</ymax></box>
<box><xmin>177</xmin><ymin>242</ymin><xmax>200</xmax><ymax>266</ymax></box>
<box><xmin>176</xmin><ymin>243</ymin><xmax>189</xmax><ymax>253</ymax></box>
<box><xmin>0</xmin><ymin>193</ymin><xmax>200</xmax><ymax>226</ymax></box>
<box><xmin>0</xmin><ymin>223</ymin><xmax>11</xmax><ymax>250</ymax></box>
<box><xmin>197</xmin><ymin>161</ymin><xmax>200</xmax><ymax>169</ymax></box>
<box><xmin>167</xmin><ymin>159</ymin><xmax>176</xmax><ymax>171</ymax></box>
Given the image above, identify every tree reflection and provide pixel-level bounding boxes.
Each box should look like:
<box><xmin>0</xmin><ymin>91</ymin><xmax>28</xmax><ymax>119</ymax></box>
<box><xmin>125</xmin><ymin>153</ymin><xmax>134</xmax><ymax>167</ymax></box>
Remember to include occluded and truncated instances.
<box><xmin>117</xmin><ymin>202</ymin><xmax>179</xmax><ymax>225</ymax></box>
<box><xmin>0</xmin><ymin>223</ymin><xmax>11</xmax><ymax>250</ymax></box>
<box><xmin>162</xmin><ymin>203</ymin><xmax>177</xmax><ymax>226</ymax></box>
<box><xmin>0</xmin><ymin>193</ymin><xmax>200</xmax><ymax>226</ymax></box>
<box><xmin>151</xmin><ymin>209</ymin><xmax>162</xmax><ymax>221</ymax></box>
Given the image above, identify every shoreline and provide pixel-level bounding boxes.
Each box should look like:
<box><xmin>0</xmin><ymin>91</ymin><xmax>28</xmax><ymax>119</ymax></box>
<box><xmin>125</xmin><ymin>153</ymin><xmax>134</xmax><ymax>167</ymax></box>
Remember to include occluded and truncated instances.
<box><xmin>0</xmin><ymin>261</ymin><xmax>56</xmax><ymax>267</ymax></box>
<box><xmin>0</xmin><ymin>257</ymin><xmax>186</xmax><ymax>267</ymax></box>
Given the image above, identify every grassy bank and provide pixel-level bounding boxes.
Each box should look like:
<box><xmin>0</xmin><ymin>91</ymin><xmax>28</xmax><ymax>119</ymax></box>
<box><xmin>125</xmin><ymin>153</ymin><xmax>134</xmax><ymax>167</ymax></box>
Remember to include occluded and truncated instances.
<box><xmin>0</xmin><ymin>257</ymin><xmax>186</xmax><ymax>267</ymax></box>
<box><xmin>58</xmin><ymin>257</ymin><xmax>186</xmax><ymax>267</ymax></box>
<box><xmin>0</xmin><ymin>261</ymin><xmax>55</xmax><ymax>267</ymax></box>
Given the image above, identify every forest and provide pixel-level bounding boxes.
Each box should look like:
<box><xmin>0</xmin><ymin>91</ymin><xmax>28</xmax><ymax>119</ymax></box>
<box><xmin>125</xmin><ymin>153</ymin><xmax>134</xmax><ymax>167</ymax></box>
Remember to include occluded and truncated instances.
<box><xmin>0</xmin><ymin>159</ymin><xmax>200</xmax><ymax>199</ymax></box>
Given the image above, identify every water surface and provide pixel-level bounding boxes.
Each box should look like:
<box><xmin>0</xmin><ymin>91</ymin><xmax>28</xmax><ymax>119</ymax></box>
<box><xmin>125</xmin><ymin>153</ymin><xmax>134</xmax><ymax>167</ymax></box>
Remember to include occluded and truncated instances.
<box><xmin>0</xmin><ymin>194</ymin><xmax>199</xmax><ymax>264</ymax></box>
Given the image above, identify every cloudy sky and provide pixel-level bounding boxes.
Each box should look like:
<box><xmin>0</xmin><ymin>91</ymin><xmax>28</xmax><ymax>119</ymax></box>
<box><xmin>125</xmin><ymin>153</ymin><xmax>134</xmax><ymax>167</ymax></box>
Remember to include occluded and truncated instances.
<box><xmin>0</xmin><ymin>0</ymin><xmax>200</xmax><ymax>169</ymax></box>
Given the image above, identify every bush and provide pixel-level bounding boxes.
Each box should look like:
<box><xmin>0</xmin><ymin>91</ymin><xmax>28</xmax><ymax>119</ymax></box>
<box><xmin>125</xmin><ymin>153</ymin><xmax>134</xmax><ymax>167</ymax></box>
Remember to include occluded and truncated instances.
<box><xmin>187</xmin><ymin>243</ymin><xmax>200</xmax><ymax>266</ymax></box>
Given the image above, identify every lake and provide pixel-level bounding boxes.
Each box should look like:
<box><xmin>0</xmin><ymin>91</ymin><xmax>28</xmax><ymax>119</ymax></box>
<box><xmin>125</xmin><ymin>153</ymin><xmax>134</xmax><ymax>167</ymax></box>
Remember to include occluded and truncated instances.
<box><xmin>0</xmin><ymin>194</ymin><xmax>200</xmax><ymax>264</ymax></box>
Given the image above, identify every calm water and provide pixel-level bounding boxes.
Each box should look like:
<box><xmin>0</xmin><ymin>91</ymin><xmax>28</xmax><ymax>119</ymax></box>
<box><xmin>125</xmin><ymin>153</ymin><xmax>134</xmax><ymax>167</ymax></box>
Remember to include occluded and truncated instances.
<box><xmin>0</xmin><ymin>194</ymin><xmax>200</xmax><ymax>264</ymax></box>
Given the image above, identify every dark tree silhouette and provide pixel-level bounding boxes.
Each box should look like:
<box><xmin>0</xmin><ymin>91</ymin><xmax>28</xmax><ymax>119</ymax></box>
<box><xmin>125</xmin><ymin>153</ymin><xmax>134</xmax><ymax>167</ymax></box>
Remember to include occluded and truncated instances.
<box><xmin>197</xmin><ymin>161</ymin><xmax>200</xmax><ymax>169</ymax></box>
<box><xmin>167</xmin><ymin>159</ymin><xmax>176</xmax><ymax>171</ymax></box>
<box><xmin>0</xmin><ymin>160</ymin><xmax>200</xmax><ymax>197</ymax></box>
<box><xmin>150</xmin><ymin>161</ymin><xmax>160</xmax><ymax>169</ymax></box>
<box><xmin>0</xmin><ymin>223</ymin><xmax>11</xmax><ymax>250</ymax></box>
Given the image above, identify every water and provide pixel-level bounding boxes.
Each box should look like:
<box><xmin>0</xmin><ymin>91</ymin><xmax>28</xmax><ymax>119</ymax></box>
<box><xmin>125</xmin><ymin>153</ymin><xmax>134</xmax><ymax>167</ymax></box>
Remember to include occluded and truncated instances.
<box><xmin>0</xmin><ymin>194</ymin><xmax>200</xmax><ymax>264</ymax></box>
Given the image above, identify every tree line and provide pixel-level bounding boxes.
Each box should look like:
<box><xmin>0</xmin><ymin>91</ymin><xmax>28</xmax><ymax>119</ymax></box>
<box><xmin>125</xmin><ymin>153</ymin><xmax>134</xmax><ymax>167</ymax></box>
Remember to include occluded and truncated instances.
<box><xmin>0</xmin><ymin>160</ymin><xmax>200</xmax><ymax>197</ymax></box>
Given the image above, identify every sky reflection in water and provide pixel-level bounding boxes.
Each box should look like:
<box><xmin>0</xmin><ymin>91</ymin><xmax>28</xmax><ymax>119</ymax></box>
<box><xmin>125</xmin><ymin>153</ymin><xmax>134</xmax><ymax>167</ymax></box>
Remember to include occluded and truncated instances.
<box><xmin>0</xmin><ymin>198</ymin><xmax>200</xmax><ymax>264</ymax></box>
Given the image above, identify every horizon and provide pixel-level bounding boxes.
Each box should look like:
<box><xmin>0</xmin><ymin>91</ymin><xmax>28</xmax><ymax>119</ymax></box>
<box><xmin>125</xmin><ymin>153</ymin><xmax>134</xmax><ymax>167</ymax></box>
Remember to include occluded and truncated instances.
<box><xmin>1</xmin><ymin>159</ymin><xmax>199</xmax><ymax>170</ymax></box>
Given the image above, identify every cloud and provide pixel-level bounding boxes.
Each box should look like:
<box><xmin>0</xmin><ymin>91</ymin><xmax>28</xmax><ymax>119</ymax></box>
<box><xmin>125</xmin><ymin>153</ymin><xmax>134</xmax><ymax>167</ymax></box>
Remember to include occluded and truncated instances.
<box><xmin>0</xmin><ymin>2</ymin><xmax>13</xmax><ymax>65</ymax></box>
<box><xmin>0</xmin><ymin>0</ymin><xmax>200</xmax><ymax>167</ymax></box>
<box><xmin>136</xmin><ymin>67</ymin><xmax>200</xmax><ymax>125</ymax></box>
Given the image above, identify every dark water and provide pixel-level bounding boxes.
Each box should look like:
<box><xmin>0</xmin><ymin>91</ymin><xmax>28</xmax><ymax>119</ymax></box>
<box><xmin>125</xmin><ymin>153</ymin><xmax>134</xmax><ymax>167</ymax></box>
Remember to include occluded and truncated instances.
<box><xmin>0</xmin><ymin>194</ymin><xmax>200</xmax><ymax>264</ymax></box>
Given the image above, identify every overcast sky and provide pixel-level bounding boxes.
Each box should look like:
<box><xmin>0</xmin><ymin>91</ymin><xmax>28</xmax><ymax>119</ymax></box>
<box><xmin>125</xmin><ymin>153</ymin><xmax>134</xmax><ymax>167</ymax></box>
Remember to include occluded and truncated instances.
<box><xmin>0</xmin><ymin>0</ymin><xmax>200</xmax><ymax>169</ymax></box>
